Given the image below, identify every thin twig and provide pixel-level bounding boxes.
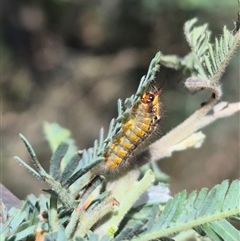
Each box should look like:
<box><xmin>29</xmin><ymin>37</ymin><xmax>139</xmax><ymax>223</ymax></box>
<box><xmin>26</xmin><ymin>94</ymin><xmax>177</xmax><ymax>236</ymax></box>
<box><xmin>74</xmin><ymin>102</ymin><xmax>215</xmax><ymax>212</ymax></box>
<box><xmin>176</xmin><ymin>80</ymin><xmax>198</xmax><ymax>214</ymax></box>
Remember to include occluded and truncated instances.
<box><xmin>146</xmin><ymin>101</ymin><xmax>240</xmax><ymax>163</ymax></box>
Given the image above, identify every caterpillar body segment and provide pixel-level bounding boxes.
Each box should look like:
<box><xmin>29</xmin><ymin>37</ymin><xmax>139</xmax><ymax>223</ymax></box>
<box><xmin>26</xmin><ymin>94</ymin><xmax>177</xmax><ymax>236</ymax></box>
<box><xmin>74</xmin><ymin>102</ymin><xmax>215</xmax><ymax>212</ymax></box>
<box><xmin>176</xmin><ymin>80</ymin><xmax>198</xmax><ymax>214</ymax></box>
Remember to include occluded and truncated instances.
<box><xmin>103</xmin><ymin>88</ymin><xmax>162</xmax><ymax>171</ymax></box>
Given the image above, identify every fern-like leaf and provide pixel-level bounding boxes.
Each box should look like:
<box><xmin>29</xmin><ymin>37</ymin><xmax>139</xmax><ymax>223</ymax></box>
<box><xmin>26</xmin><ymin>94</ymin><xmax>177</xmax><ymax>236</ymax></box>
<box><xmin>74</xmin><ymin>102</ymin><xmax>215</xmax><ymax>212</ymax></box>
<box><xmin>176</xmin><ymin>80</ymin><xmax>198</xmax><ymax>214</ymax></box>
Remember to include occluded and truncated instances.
<box><xmin>184</xmin><ymin>18</ymin><xmax>240</xmax><ymax>82</ymax></box>
<box><xmin>202</xmin><ymin>219</ymin><xmax>239</xmax><ymax>241</ymax></box>
<box><xmin>161</xmin><ymin>18</ymin><xmax>240</xmax><ymax>94</ymax></box>
<box><xmin>128</xmin><ymin>180</ymin><xmax>240</xmax><ymax>241</ymax></box>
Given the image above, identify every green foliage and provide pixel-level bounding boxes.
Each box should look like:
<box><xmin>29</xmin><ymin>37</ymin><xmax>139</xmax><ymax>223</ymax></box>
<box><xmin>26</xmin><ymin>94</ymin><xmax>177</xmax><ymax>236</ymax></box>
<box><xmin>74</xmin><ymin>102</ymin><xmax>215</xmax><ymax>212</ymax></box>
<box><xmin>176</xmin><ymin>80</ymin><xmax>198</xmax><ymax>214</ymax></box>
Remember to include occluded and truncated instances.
<box><xmin>1</xmin><ymin>17</ymin><xmax>240</xmax><ymax>241</ymax></box>
<box><xmin>184</xmin><ymin>18</ymin><xmax>238</xmax><ymax>82</ymax></box>
<box><xmin>161</xmin><ymin>18</ymin><xmax>240</xmax><ymax>86</ymax></box>
<box><xmin>43</xmin><ymin>122</ymin><xmax>78</xmax><ymax>170</ymax></box>
<box><xmin>131</xmin><ymin>180</ymin><xmax>240</xmax><ymax>241</ymax></box>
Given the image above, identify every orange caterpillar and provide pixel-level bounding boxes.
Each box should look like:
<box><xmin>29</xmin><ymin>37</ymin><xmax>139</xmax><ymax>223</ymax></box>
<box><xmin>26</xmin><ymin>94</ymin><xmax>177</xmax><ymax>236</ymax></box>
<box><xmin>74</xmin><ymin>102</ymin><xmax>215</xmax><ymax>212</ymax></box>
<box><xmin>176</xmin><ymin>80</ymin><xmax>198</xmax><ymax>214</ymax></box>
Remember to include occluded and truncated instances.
<box><xmin>103</xmin><ymin>87</ymin><xmax>162</xmax><ymax>171</ymax></box>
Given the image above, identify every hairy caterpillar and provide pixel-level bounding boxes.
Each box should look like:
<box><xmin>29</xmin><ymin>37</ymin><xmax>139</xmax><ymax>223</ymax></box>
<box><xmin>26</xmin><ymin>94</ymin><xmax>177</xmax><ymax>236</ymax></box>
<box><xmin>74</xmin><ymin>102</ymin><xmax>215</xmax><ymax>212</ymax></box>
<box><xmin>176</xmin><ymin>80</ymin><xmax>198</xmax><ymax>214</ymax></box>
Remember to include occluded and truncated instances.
<box><xmin>101</xmin><ymin>86</ymin><xmax>162</xmax><ymax>173</ymax></box>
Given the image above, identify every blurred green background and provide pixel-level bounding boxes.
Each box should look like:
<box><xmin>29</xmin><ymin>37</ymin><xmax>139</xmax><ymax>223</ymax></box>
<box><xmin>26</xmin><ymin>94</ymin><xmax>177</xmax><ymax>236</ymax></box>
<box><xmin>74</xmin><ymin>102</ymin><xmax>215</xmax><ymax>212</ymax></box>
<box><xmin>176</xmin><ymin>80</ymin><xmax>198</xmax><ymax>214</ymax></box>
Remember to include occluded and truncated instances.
<box><xmin>2</xmin><ymin>0</ymin><xmax>239</xmax><ymax>200</ymax></box>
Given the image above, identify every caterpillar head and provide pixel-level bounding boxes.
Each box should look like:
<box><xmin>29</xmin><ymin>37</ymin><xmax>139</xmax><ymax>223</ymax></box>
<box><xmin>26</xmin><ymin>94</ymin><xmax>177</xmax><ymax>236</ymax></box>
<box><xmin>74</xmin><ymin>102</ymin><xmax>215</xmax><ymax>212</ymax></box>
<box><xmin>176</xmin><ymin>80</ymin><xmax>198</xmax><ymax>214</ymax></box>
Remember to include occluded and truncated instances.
<box><xmin>141</xmin><ymin>86</ymin><xmax>160</xmax><ymax>106</ymax></box>
<box><xmin>141</xmin><ymin>88</ymin><xmax>161</xmax><ymax>122</ymax></box>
